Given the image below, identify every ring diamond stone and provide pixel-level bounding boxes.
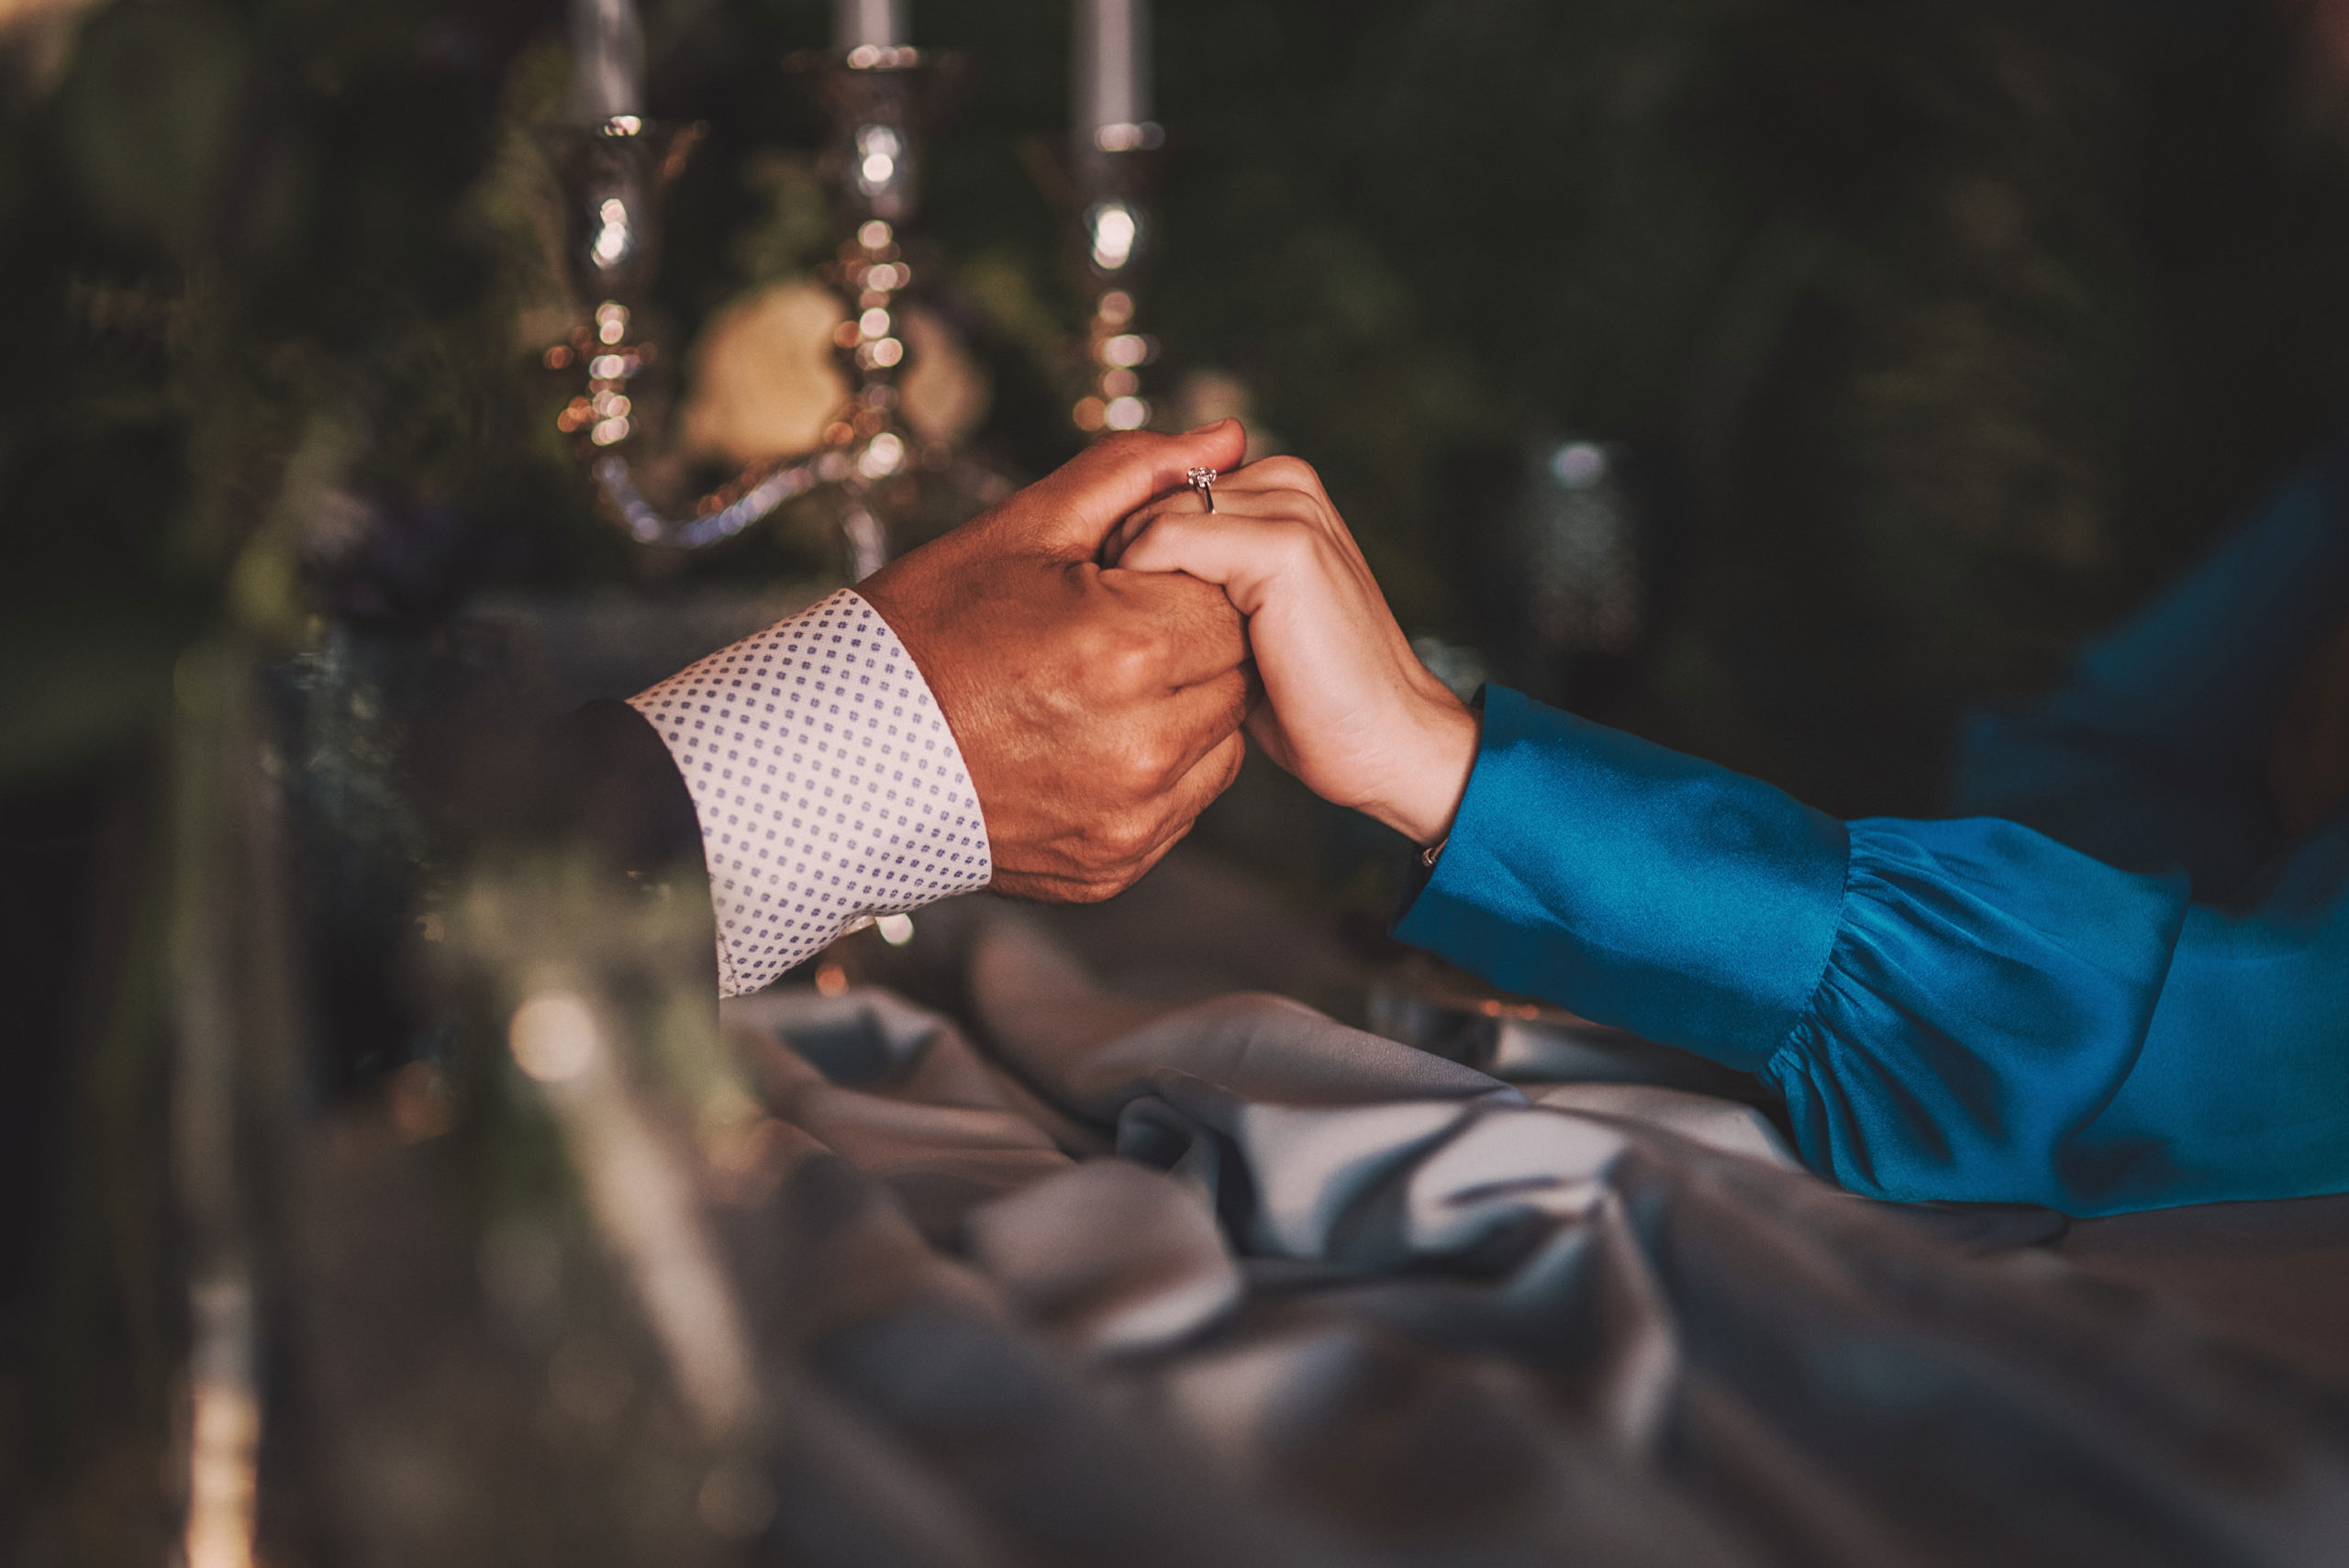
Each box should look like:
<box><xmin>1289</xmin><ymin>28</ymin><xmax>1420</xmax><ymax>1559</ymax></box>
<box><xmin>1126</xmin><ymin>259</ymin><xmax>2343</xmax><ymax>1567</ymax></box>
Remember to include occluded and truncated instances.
<box><xmin>1186</xmin><ymin>466</ymin><xmax>1218</xmax><ymax>513</ymax></box>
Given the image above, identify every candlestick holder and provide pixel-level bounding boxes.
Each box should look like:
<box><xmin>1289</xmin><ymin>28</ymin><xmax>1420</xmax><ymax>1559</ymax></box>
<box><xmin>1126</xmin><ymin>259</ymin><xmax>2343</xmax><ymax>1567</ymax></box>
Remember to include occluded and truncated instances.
<box><xmin>1067</xmin><ymin>128</ymin><xmax>1165</xmax><ymax>437</ymax></box>
<box><xmin>542</xmin><ymin>49</ymin><xmax>986</xmax><ymax>573</ymax></box>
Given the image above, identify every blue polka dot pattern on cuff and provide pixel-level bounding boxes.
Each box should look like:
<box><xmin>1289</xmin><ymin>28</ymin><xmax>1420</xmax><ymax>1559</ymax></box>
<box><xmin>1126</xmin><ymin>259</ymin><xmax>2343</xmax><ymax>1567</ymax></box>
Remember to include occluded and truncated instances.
<box><xmin>627</xmin><ymin>589</ymin><xmax>993</xmax><ymax>997</ymax></box>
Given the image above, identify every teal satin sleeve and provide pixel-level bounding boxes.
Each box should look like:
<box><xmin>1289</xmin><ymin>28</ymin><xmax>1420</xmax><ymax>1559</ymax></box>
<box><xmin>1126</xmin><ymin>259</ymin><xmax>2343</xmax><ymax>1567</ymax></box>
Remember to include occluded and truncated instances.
<box><xmin>2084</xmin><ymin>818</ymin><xmax>2349</xmax><ymax>1207</ymax></box>
<box><xmin>1952</xmin><ymin>438</ymin><xmax>2349</xmax><ymax>895</ymax></box>
<box><xmin>1395</xmin><ymin>687</ymin><xmax>1849</xmax><ymax>1073</ymax></box>
<box><xmin>1765</xmin><ymin>819</ymin><xmax>2188</xmax><ymax>1210</ymax></box>
<box><xmin>1397</xmin><ymin>687</ymin><xmax>2349</xmax><ymax>1217</ymax></box>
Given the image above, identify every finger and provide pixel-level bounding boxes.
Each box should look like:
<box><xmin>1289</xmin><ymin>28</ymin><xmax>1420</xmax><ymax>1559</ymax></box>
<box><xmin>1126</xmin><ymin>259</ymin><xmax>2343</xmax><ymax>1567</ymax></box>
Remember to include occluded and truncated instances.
<box><xmin>1103</xmin><ymin>502</ymin><xmax>1261</xmax><ymax>575</ymax></box>
<box><xmin>1123</xmin><ymin>489</ymin><xmax>1396</xmax><ymax>621</ymax></box>
<box><xmin>1180</xmin><ymin>464</ymin><xmax>1377</xmax><ymax>573</ymax></box>
<box><xmin>1097</xmin><ymin>569</ymin><xmax>1251</xmax><ymax>687</ymax></box>
<box><xmin>1116</xmin><ymin>484</ymin><xmax>1330</xmax><ymax>543</ymax></box>
<box><xmin>1150</xmin><ymin>666</ymin><xmax>1254</xmax><ymax>779</ymax></box>
<box><xmin>1108</xmin><ymin>512</ymin><xmax>1308</xmax><ymax>616</ymax></box>
<box><xmin>1115</xmin><ymin>508</ymin><xmax>1417</xmax><ymax>687</ymax></box>
<box><xmin>1153</xmin><ymin>726</ymin><xmax>1249</xmax><ymax>844</ymax></box>
<box><xmin>1022</xmin><ymin>421</ymin><xmax>1250</xmax><ymax>559</ymax></box>
<box><xmin>993</xmin><ymin>728</ymin><xmax>1246</xmax><ymax>904</ymax></box>
<box><xmin>1100</xmin><ymin>479</ymin><xmax>1231</xmax><ymax>567</ymax></box>
<box><xmin>1098</xmin><ymin>506</ymin><xmax>1154</xmax><ymax>568</ymax></box>
<box><xmin>1112</xmin><ymin>727</ymin><xmax>1250</xmax><ymax>884</ymax></box>
<box><xmin>1208</xmin><ymin>455</ymin><xmax>1333</xmax><ymax>505</ymax></box>
<box><xmin>990</xmin><ymin>865</ymin><xmax>1135</xmax><ymax>904</ymax></box>
<box><xmin>1175</xmin><ymin>457</ymin><xmax>1382</xmax><ymax>568</ymax></box>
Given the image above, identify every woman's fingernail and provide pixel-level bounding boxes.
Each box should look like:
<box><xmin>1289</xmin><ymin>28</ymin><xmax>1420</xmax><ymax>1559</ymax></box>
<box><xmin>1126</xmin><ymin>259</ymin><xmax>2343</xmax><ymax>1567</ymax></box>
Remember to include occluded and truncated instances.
<box><xmin>1185</xmin><ymin>417</ymin><xmax>1234</xmax><ymax>435</ymax></box>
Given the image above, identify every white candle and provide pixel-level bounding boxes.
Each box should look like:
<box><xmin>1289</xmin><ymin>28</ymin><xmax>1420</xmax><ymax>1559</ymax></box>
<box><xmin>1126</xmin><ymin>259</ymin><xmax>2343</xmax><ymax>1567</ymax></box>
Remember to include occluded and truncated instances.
<box><xmin>1075</xmin><ymin>0</ymin><xmax>1150</xmax><ymax>141</ymax></box>
<box><xmin>569</xmin><ymin>0</ymin><xmax>644</xmax><ymax>123</ymax></box>
<box><xmin>835</xmin><ymin>0</ymin><xmax>907</xmax><ymax>50</ymax></box>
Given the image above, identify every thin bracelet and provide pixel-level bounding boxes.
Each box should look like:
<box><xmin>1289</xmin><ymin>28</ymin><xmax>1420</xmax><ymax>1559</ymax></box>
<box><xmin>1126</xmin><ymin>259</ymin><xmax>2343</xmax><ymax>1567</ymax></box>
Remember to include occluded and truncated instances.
<box><xmin>1420</xmin><ymin>836</ymin><xmax>1449</xmax><ymax>869</ymax></box>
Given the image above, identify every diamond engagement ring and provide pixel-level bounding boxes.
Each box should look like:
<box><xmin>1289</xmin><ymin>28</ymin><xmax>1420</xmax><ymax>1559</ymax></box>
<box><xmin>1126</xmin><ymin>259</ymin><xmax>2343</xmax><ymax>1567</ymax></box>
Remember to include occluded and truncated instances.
<box><xmin>1186</xmin><ymin>466</ymin><xmax>1218</xmax><ymax>513</ymax></box>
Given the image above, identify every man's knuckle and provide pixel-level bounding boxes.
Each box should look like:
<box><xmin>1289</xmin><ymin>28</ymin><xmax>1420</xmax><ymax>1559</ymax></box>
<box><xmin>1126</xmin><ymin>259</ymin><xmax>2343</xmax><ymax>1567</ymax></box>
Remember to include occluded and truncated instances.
<box><xmin>1101</xmin><ymin>618</ymin><xmax>1177</xmax><ymax>689</ymax></box>
<box><xmin>1095</xmin><ymin>811</ymin><xmax>1158</xmax><ymax>862</ymax></box>
<box><xmin>1099</xmin><ymin>744</ymin><xmax>1152</xmax><ymax>803</ymax></box>
<box><xmin>1127</xmin><ymin>739</ymin><xmax>1181</xmax><ymax>792</ymax></box>
<box><xmin>1063</xmin><ymin>617</ymin><xmax>1129</xmax><ymax>676</ymax></box>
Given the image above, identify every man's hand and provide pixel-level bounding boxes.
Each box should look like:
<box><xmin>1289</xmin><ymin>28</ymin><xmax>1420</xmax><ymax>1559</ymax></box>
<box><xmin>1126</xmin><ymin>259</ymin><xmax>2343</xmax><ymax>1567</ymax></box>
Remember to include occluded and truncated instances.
<box><xmin>860</xmin><ymin>421</ymin><xmax>1254</xmax><ymax>902</ymax></box>
<box><xmin>1105</xmin><ymin>456</ymin><xmax>1481</xmax><ymax>848</ymax></box>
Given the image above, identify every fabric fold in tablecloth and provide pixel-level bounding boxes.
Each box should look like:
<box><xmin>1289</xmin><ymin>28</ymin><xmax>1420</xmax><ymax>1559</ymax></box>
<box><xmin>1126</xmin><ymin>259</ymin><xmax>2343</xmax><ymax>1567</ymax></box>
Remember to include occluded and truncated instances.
<box><xmin>714</xmin><ymin>904</ymin><xmax>2349</xmax><ymax>1568</ymax></box>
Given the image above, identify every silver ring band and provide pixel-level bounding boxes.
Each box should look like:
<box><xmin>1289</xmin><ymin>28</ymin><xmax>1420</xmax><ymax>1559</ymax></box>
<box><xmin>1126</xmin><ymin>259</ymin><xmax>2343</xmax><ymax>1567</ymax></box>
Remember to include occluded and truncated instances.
<box><xmin>1186</xmin><ymin>466</ymin><xmax>1218</xmax><ymax>514</ymax></box>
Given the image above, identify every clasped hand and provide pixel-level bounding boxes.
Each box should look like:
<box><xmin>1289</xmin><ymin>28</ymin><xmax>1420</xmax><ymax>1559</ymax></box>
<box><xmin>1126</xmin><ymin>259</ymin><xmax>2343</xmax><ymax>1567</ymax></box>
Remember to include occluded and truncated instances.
<box><xmin>859</xmin><ymin>422</ymin><xmax>1255</xmax><ymax>901</ymax></box>
<box><xmin>861</xmin><ymin>420</ymin><xmax>1476</xmax><ymax>906</ymax></box>
<box><xmin>1105</xmin><ymin>452</ymin><xmax>1479</xmax><ymax>849</ymax></box>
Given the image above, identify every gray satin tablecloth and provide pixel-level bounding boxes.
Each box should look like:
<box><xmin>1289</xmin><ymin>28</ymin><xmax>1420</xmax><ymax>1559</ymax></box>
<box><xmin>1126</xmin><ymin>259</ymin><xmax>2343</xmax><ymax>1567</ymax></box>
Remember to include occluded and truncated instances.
<box><xmin>706</xmin><ymin>907</ymin><xmax>2349</xmax><ymax>1568</ymax></box>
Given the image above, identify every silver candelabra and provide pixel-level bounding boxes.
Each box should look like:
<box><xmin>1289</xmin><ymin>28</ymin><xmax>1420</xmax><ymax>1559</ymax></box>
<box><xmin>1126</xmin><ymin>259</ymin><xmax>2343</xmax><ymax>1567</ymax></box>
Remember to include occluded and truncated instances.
<box><xmin>544</xmin><ymin>39</ymin><xmax>972</xmax><ymax>576</ymax></box>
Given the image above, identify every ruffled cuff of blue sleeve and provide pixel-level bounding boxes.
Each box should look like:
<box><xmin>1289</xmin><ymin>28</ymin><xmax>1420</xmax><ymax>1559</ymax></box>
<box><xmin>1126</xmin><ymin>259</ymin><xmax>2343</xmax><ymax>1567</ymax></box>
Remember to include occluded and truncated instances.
<box><xmin>1393</xmin><ymin>687</ymin><xmax>1850</xmax><ymax>1070</ymax></box>
<box><xmin>1760</xmin><ymin>818</ymin><xmax>2189</xmax><ymax>1206</ymax></box>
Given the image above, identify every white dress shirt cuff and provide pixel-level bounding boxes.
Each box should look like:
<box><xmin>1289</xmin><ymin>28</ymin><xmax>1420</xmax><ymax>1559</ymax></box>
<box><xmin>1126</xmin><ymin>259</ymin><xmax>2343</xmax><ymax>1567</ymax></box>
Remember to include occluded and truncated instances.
<box><xmin>627</xmin><ymin>589</ymin><xmax>992</xmax><ymax>997</ymax></box>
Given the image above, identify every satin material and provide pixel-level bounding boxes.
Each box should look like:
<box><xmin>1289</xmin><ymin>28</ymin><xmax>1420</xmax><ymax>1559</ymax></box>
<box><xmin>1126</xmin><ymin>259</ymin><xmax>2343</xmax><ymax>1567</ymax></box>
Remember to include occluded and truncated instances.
<box><xmin>1397</xmin><ymin>693</ymin><xmax>1850</xmax><ymax>1073</ymax></box>
<box><xmin>689</xmin><ymin>912</ymin><xmax>2349</xmax><ymax>1567</ymax></box>
<box><xmin>1952</xmin><ymin>440</ymin><xmax>2349</xmax><ymax>895</ymax></box>
<box><xmin>1399</xmin><ymin>443</ymin><xmax>2349</xmax><ymax>1217</ymax></box>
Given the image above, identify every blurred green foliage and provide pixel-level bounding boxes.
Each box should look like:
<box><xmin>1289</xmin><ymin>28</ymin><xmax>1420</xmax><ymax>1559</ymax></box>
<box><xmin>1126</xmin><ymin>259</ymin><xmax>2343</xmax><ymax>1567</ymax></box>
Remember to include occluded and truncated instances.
<box><xmin>9</xmin><ymin>0</ymin><xmax>2349</xmax><ymax>812</ymax></box>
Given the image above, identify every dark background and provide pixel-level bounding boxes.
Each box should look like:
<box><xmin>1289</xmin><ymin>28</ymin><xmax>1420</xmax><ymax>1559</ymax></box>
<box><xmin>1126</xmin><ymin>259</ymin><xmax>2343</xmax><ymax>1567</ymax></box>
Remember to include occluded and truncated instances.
<box><xmin>12</xmin><ymin>0</ymin><xmax>2349</xmax><ymax>1555</ymax></box>
<box><xmin>18</xmin><ymin>0</ymin><xmax>2349</xmax><ymax>808</ymax></box>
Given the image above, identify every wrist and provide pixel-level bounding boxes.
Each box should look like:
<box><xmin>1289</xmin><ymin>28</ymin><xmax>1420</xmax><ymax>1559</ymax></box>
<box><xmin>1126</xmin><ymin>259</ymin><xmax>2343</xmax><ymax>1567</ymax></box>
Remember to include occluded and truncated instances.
<box><xmin>1369</xmin><ymin>690</ymin><xmax>1481</xmax><ymax>847</ymax></box>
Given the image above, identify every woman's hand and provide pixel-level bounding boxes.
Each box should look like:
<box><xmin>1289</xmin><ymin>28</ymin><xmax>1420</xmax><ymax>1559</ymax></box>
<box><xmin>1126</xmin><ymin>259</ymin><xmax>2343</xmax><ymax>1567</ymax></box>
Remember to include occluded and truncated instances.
<box><xmin>1104</xmin><ymin>456</ymin><xmax>1480</xmax><ymax>847</ymax></box>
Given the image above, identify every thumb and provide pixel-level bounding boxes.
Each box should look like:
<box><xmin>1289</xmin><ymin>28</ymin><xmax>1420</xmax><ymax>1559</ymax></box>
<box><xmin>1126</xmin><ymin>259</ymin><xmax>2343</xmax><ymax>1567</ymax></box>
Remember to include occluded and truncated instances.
<box><xmin>1025</xmin><ymin>420</ymin><xmax>1250</xmax><ymax>558</ymax></box>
